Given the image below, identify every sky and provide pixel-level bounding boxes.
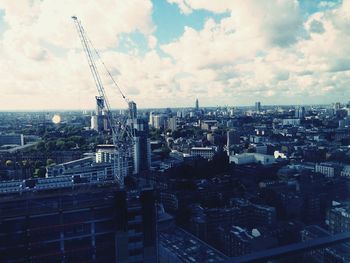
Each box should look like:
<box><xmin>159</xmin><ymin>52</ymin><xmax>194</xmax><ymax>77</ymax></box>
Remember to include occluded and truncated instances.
<box><xmin>0</xmin><ymin>0</ymin><xmax>350</xmax><ymax>110</ymax></box>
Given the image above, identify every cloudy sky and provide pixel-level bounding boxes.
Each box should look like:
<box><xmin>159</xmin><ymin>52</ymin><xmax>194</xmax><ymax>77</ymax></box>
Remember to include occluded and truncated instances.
<box><xmin>0</xmin><ymin>0</ymin><xmax>350</xmax><ymax>110</ymax></box>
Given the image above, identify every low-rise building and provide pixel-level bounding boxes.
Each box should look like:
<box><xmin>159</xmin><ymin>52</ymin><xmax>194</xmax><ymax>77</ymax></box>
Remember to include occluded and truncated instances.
<box><xmin>229</xmin><ymin>153</ymin><xmax>276</xmax><ymax>166</ymax></box>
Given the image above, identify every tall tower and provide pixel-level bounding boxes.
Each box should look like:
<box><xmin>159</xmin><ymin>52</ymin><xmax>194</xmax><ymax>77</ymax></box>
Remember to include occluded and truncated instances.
<box><xmin>227</xmin><ymin>129</ymin><xmax>240</xmax><ymax>156</ymax></box>
<box><xmin>91</xmin><ymin>96</ymin><xmax>105</xmax><ymax>131</ymax></box>
<box><xmin>127</xmin><ymin>101</ymin><xmax>151</xmax><ymax>175</ymax></box>
<box><xmin>255</xmin><ymin>101</ymin><xmax>261</xmax><ymax>113</ymax></box>
<box><xmin>195</xmin><ymin>98</ymin><xmax>199</xmax><ymax>111</ymax></box>
<box><xmin>128</xmin><ymin>101</ymin><xmax>137</xmax><ymax>119</ymax></box>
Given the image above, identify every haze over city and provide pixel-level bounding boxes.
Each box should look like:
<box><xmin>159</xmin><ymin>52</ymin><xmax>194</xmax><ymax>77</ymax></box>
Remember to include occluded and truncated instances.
<box><xmin>1</xmin><ymin>0</ymin><xmax>350</xmax><ymax>110</ymax></box>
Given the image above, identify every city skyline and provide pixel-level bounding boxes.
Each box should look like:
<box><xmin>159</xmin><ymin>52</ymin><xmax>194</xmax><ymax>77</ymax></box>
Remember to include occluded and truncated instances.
<box><xmin>0</xmin><ymin>0</ymin><xmax>350</xmax><ymax>110</ymax></box>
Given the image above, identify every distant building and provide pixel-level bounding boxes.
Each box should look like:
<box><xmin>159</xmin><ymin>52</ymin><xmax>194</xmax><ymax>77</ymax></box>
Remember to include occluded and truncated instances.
<box><xmin>128</xmin><ymin>100</ymin><xmax>137</xmax><ymax>119</ymax></box>
<box><xmin>229</xmin><ymin>153</ymin><xmax>276</xmax><ymax>166</ymax></box>
<box><xmin>327</xmin><ymin>205</ymin><xmax>350</xmax><ymax>234</ymax></box>
<box><xmin>167</xmin><ymin>117</ymin><xmax>177</xmax><ymax>131</ymax></box>
<box><xmin>0</xmin><ymin>134</ymin><xmax>24</xmax><ymax>146</ymax></box>
<box><xmin>131</xmin><ymin>118</ymin><xmax>151</xmax><ymax>174</ymax></box>
<box><xmin>219</xmin><ymin>225</ymin><xmax>276</xmax><ymax>257</ymax></box>
<box><xmin>340</xmin><ymin>165</ymin><xmax>350</xmax><ymax>177</ymax></box>
<box><xmin>295</xmin><ymin>106</ymin><xmax>306</xmax><ymax>119</ymax></box>
<box><xmin>47</xmin><ymin>156</ymin><xmax>94</xmax><ymax>177</ymax></box>
<box><xmin>195</xmin><ymin>98</ymin><xmax>199</xmax><ymax>111</ymax></box>
<box><xmin>255</xmin><ymin>101</ymin><xmax>261</xmax><ymax>112</ymax></box>
<box><xmin>227</xmin><ymin>129</ymin><xmax>240</xmax><ymax>155</ymax></box>
<box><xmin>91</xmin><ymin>96</ymin><xmax>106</xmax><ymax>132</ymax></box>
<box><xmin>301</xmin><ymin>225</ymin><xmax>350</xmax><ymax>263</ymax></box>
<box><xmin>200</xmin><ymin>120</ymin><xmax>218</xmax><ymax>130</ymax></box>
<box><xmin>150</xmin><ymin>114</ymin><xmax>167</xmax><ymax>129</ymax></box>
<box><xmin>315</xmin><ymin>162</ymin><xmax>343</xmax><ymax>177</ymax></box>
<box><xmin>190</xmin><ymin>147</ymin><xmax>216</xmax><ymax>160</ymax></box>
<box><xmin>96</xmin><ymin>144</ymin><xmax>115</xmax><ymax>163</ymax></box>
<box><xmin>159</xmin><ymin>227</ymin><xmax>227</xmax><ymax>263</ymax></box>
<box><xmin>282</xmin><ymin>118</ymin><xmax>301</xmax><ymax>126</ymax></box>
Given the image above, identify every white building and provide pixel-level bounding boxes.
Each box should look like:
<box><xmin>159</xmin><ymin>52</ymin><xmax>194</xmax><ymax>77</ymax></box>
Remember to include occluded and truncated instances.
<box><xmin>341</xmin><ymin>165</ymin><xmax>350</xmax><ymax>177</ymax></box>
<box><xmin>190</xmin><ymin>147</ymin><xmax>216</xmax><ymax>160</ymax></box>
<box><xmin>282</xmin><ymin>119</ymin><xmax>301</xmax><ymax>126</ymax></box>
<box><xmin>315</xmin><ymin>162</ymin><xmax>343</xmax><ymax>177</ymax></box>
<box><xmin>229</xmin><ymin>153</ymin><xmax>276</xmax><ymax>166</ymax></box>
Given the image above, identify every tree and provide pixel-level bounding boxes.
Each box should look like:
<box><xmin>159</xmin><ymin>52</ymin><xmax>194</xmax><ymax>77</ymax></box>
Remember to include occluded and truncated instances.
<box><xmin>46</xmin><ymin>159</ymin><xmax>54</xmax><ymax>166</ymax></box>
<box><xmin>34</xmin><ymin>160</ymin><xmax>43</xmax><ymax>169</ymax></box>
<box><xmin>36</xmin><ymin>141</ymin><xmax>46</xmax><ymax>152</ymax></box>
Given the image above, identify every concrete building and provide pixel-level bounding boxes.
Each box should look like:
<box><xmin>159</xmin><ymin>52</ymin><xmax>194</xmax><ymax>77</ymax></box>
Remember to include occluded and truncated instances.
<box><xmin>128</xmin><ymin>100</ymin><xmax>137</xmax><ymax>119</ymax></box>
<box><xmin>159</xmin><ymin>227</ymin><xmax>227</xmax><ymax>263</ymax></box>
<box><xmin>96</xmin><ymin>144</ymin><xmax>115</xmax><ymax>163</ymax></box>
<box><xmin>131</xmin><ymin>118</ymin><xmax>151</xmax><ymax>174</ymax></box>
<box><xmin>301</xmin><ymin>225</ymin><xmax>350</xmax><ymax>263</ymax></box>
<box><xmin>91</xmin><ymin>96</ymin><xmax>106</xmax><ymax>132</ymax></box>
<box><xmin>227</xmin><ymin>129</ymin><xmax>240</xmax><ymax>155</ymax></box>
<box><xmin>315</xmin><ymin>162</ymin><xmax>343</xmax><ymax>177</ymax></box>
<box><xmin>327</xmin><ymin>205</ymin><xmax>350</xmax><ymax>234</ymax></box>
<box><xmin>0</xmin><ymin>180</ymin><xmax>157</xmax><ymax>263</ymax></box>
<box><xmin>340</xmin><ymin>165</ymin><xmax>350</xmax><ymax>177</ymax></box>
<box><xmin>190</xmin><ymin>146</ymin><xmax>216</xmax><ymax>160</ymax></box>
<box><xmin>295</xmin><ymin>106</ymin><xmax>306</xmax><ymax>119</ymax></box>
<box><xmin>150</xmin><ymin>114</ymin><xmax>167</xmax><ymax>129</ymax></box>
<box><xmin>255</xmin><ymin>101</ymin><xmax>261</xmax><ymax>112</ymax></box>
<box><xmin>229</xmin><ymin>153</ymin><xmax>276</xmax><ymax>166</ymax></box>
<box><xmin>219</xmin><ymin>225</ymin><xmax>276</xmax><ymax>257</ymax></box>
<box><xmin>167</xmin><ymin>117</ymin><xmax>177</xmax><ymax>131</ymax></box>
<box><xmin>0</xmin><ymin>134</ymin><xmax>24</xmax><ymax>146</ymax></box>
<box><xmin>282</xmin><ymin>118</ymin><xmax>301</xmax><ymax>126</ymax></box>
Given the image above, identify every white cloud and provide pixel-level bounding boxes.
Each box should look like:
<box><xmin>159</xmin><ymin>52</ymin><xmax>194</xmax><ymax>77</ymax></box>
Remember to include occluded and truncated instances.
<box><xmin>0</xmin><ymin>0</ymin><xmax>350</xmax><ymax>110</ymax></box>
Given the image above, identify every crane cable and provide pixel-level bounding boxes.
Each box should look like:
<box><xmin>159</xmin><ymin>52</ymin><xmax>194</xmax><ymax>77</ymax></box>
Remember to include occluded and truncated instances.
<box><xmin>84</xmin><ymin>34</ymin><xmax>129</xmax><ymax>104</ymax></box>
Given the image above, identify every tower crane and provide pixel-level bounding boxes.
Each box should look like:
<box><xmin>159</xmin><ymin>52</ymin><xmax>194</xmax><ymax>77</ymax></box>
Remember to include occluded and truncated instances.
<box><xmin>71</xmin><ymin>16</ymin><xmax>134</xmax><ymax>186</ymax></box>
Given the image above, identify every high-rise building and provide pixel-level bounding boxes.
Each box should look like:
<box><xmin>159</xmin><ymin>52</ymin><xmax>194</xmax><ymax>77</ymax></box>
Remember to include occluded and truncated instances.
<box><xmin>227</xmin><ymin>129</ymin><xmax>240</xmax><ymax>155</ymax></box>
<box><xmin>91</xmin><ymin>96</ymin><xmax>106</xmax><ymax>132</ymax></box>
<box><xmin>195</xmin><ymin>98</ymin><xmax>199</xmax><ymax>111</ymax></box>
<box><xmin>128</xmin><ymin>101</ymin><xmax>137</xmax><ymax>119</ymax></box>
<box><xmin>255</xmin><ymin>101</ymin><xmax>261</xmax><ymax>112</ymax></box>
<box><xmin>295</xmin><ymin>106</ymin><xmax>306</xmax><ymax>119</ymax></box>
<box><xmin>152</xmin><ymin>114</ymin><xmax>166</xmax><ymax>129</ymax></box>
<box><xmin>167</xmin><ymin>117</ymin><xmax>177</xmax><ymax>131</ymax></box>
<box><xmin>0</xmin><ymin>180</ymin><xmax>157</xmax><ymax>263</ymax></box>
<box><xmin>131</xmin><ymin>118</ymin><xmax>151</xmax><ymax>175</ymax></box>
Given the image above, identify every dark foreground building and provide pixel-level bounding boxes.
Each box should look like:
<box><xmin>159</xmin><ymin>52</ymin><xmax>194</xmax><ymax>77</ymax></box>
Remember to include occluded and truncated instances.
<box><xmin>0</xmin><ymin>179</ymin><xmax>157</xmax><ymax>263</ymax></box>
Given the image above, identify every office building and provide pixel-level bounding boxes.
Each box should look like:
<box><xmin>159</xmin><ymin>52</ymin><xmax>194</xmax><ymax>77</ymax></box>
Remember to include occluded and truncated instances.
<box><xmin>0</xmin><ymin>134</ymin><xmax>24</xmax><ymax>146</ymax></box>
<box><xmin>0</xmin><ymin>179</ymin><xmax>157</xmax><ymax>263</ymax></box>
<box><xmin>255</xmin><ymin>101</ymin><xmax>261</xmax><ymax>112</ymax></box>
<box><xmin>91</xmin><ymin>96</ymin><xmax>106</xmax><ymax>132</ymax></box>
<box><xmin>167</xmin><ymin>117</ymin><xmax>177</xmax><ymax>131</ymax></box>
<box><xmin>315</xmin><ymin>162</ymin><xmax>343</xmax><ymax>177</ymax></box>
<box><xmin>96</xmin><ymin>144</ymin><xmax>115</xmax><ymax>163</ymax></box>
<box><xmin>227</xmin><ymin>129</ymin><xmax>240</xmax><ymax>155</ymax></box>
<box><xmin>195</xmin><ymin>98</ymin><xmax>199</xmax><ymax>111</ymax></box>
<box><xmin>295</xmin><ymin>106</ymin><xmax>306</xmax><ymax>119</ymax></box>
<box><xmin>128</xmin><ymin>101</ymin><xmax>137</xmax><ymax>119</ymax></box>
<box><xmin>229</xmin><ymin>153</ymin><xmax>276</xmax><ymax>166</ymax></box>
<box><xmin>282</xmin><ymin>118</ymin><xmax>301</xmax><ymax>126</ymax></box>
<box><xmin>159</xmin><ymin>227</ymin><xmax>227</xmax><ymax>263</ymax></box>
<box><xmin>190</xmin><ymin>147</ymin><xmax>216</xmax><ymax>160</ymax></box>
<box><xmin>301</xmin><ymin>225</ymin><xmax>350</xmax><ymax>263</ymax></box>
<box><xmin>327</xmin><ymin>205</ymin><xmax>350</xmax><ymax>234</ymax></box>
<box><xmin>132</xmin><ymin>118</ymin><xmax>151</xmax><ymax>174</ymax></box>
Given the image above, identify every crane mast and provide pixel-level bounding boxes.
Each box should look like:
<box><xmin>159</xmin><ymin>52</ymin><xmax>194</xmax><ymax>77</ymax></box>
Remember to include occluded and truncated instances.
<box><xmin>72</xmin><ymin>16</ymin><xmax>130</xmax><ymax>186</ymax></box>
